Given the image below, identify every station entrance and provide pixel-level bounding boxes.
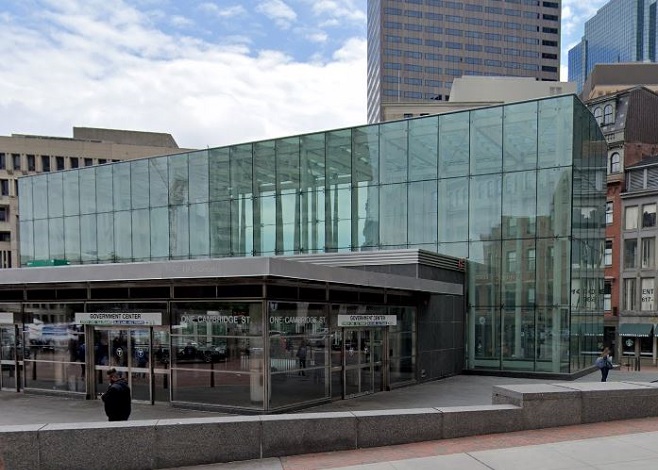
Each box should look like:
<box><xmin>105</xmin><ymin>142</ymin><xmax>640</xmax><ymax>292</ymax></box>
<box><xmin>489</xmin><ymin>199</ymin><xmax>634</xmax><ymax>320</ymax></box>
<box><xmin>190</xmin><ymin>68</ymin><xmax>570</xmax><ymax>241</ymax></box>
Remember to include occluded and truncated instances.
<box><xmin>91</xmin><ymin>327</ymin><xmax>170</xmax><ymax>403</ymax></box>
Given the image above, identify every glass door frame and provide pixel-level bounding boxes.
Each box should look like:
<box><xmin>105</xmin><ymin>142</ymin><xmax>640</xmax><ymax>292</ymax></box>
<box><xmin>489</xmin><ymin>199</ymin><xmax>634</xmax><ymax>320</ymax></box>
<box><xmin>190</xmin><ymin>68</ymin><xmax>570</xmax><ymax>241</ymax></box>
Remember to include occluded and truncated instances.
<box><xmin>342</xmin><ymin>327</ymin><xmax>387</xmax><ymax>399</ymax></box>
<box><xmin>91</xmin><ymin>326</ymin><xmax>159</xmax><ymax>404</ymax></box>
<box><xmin>0</xmin><ymin>323</ymin><xmax>22</xmax><ymax>392</ymax></box>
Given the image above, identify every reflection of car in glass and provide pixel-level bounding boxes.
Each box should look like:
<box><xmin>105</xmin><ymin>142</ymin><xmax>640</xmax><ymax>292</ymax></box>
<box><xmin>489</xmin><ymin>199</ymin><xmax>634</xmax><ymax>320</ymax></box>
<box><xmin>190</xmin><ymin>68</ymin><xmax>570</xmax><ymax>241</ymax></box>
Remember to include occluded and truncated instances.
<box><xmin>177</xmin><ymin>342</ymin><xmax>228</xmax><ymax>363</ymax></box>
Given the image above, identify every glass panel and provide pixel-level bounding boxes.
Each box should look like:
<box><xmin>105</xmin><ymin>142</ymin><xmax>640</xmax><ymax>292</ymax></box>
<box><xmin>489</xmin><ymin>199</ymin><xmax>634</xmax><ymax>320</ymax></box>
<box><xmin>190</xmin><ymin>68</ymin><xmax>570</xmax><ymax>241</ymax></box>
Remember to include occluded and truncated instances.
<box><xmin>19</xmin><ymin>177</ymin><xmax>33</xmax><ymax>221</ymax></box>
<box><xmin>379</xmin><ymin>184</ymin><xmax>407</xmax><ymax>247</ymax></box>
<box><xmin>352</xmin><ymin>126</ymin><xmax>378</xmax><ymax>186</ymax></box>
<box><xmin>189</xmin><ymin>203</ymin><xmax>209</xmax><ymax>257</ymax></box>
<box><xmin>470</xmin><ymin>107</ymin><xmax>503</xmax><ymax>175</ymax></box>
<box><xmin>254</xmin><ymin>141</ymin><xmax>276</xmax><ymax>197</ymax></box>
<box><xmin>380</xmin><ymin>121</ymin><xmax>407</xmax><ymax>184</ymax></box>
<box><xmin>642</xmin><ymin>203</ymin><xmax>656</xmax><ymax>228</ymax></box>
<box><xmin>538</xmin><ymin>96</ymin><xmax>573</xmax><ymax>168</ymax></box>
<box><xmin>97</xmin><ymin>212</ymin><xmax>114</xmax><ymax>261</ymax></box>
<box><xmin>439</xmin><ymin>112</ymin><xmax>469</xmax><ymax>178</ymax></box>
<box><xmin>232</xmin><ymin>198</ymin><xmax>254</xmax><ymax>257</ymax></box>
<box><xmin>256</xmin><ymin>196</ymin><xmax>276</xmax><ymax>254</ymax></box>
<box><xmin>537</xmin><ymin>168</ymin><xmax>572</xmax><ymax>238</ymax></box>
<box><xmin>408</xmin><ymin>180</ymin><xmax>437</xmax><ymax>245</ymax></box>
<box><xmin>113</xmin><ymin>163</ymin><xmax>131</xmax><ymax>211</ymax></box>
<box><xmin>64</xmin><ymin>216</ymin><xmax>81</xmax><ymax>262</ymax></box>
<box><xmin>132</xmin><ymin>209</ymin><xmax>150</xmax><ymax>261</ymax></box>
<box><xmin>280</xmin><ymin>192</ymin><xmax>297</xmax><ymax>254</ymax></box>
<box><xmin>277</xmin><ymin>137</ymin><xmax>300</xmax><ymax>193</ymax></box>
<box><xmin>409</xmin><ymin>116</ymin><xmax>438</xmax><ymax>181</ymax></box>
<box><xmin>95</xmin><ymin>165</ymin><xmax>113</xmax><ymax>213</ymax></box>
<box><xmin>63</xmin><ymin>170</ymin><xmax>80</xmax><ymax>216</ymax></box>
<box><xmin>326</xmin><ymin>186</ymin><xmax>351</xmax><ymax>251</ymax></box>
<box><xmin>131</xmin><ymin>160</ymin><xmax>149</xmax><ymax>209</ymax></box>
<box><xmin>210</xmin><ymin>201</ymin><xmax>231</xmax><ymax>257</ymax></box>
<box><xmin>170</xmin><ymin>302</ymin><xmax>263</xmax><ymax>409</ymax></box>
<box><xmin>79</xmin><ymin>167</ymin><xmax>96</xmax><ymax>215</ymax></box>
<box><xmin>34</xmin><ymin>220</ymin><xmax>49</xmax><ymax>260</ymax></box>
<box><xmin>149</xmin><ymin>157</ymin><xmax>169</xmax><ymax>208</ymax></box>
<box><xmin>469</xmin><ymin>240</ymin><xmax>501</xmax><ymax>308</ymax></box>
<box><xmin>209</xmin><ymin>148</ymin><xmax>230</xmax><ymax>201</ymax></box>
<box><xmin>189</xmin><ymin>151</ymin><xmax>209</xmax><ymax>203</ymax></box>
<box><xmin>502</xmin><ymin>171</ymin><xmax>536</xmax><ymax>238</ymax></box>
<box><xmin>80</xmin><ymin>214</ymin><xmax>97</xmax><ymax>263</ymax></box>
<box><xmin>355</xmin><ymin>186</ymin><xmax>378</xmax><ymax>249</ymax></box>
<box><xmin>438</xmin><ymin>177</ymin><xmax>468</xmax><ymax>242</ymax></box>
<box><xmin>169</xmin><ymin>154</ymin><xmax>189</xmax><ymax>206</ymax></box>
<box><xmin>469</xmin><ymin>173</ymin><xmax>502</xmax><ymax>241</ymax></box>
<box><xmin>114</xmin><ymin>211</ymin><xmax>132</xmax><ymax>261</ymax></box>
<box><xmin>33</xmin><ymin>175</ymin><xmax>48</xmax><ymax>219</ymax></box>
<box><xmin>150</xmin><ymin>207</ymin><xmax>169</xmax><ymax>259</ymax></box>
<box><xmin>301</xmin><ymin>132</ymin><xmax>326</xmax><ymax>191</ymax></box>
<box><xmin>170</xmin><ymin>205</ymin><xmax>189</xmax><ymax>258</ymax></box>
<box><xmin>23</xmin><ymin>303</ymin><xmax>85</xmax><ymax>393</ymax></box>
<box><xmin>624</xmin><ymin>278</ymin><xmax>636</xmax><ymax>310</ymax></box>
<box><xmin>47</xmin><ymin>172</ymin><xmax>64</xmax><ymax>218</ymax></box>
<box><xmin>20</xmin><ymin>220</ymin><xmax>34</xmax><ymax>265</ymax></box>
<box><xmin>503</xmin><ymin>101</ymin><xmax>538</xmax><ymax>172</ymax></box>
<box><xmin>472</xmin><ymin>307</ymin><xmax>500</xmax><ymax>368</ymax></box>
<box><xmin>230</xmin><ymin>144</ymin><xmax>253</xmax><ymax>200</ymax></box>
<box><xmin>48</xmin><ymin>218</ymin><xmax>64</xmax><ymax>260</ymax></box>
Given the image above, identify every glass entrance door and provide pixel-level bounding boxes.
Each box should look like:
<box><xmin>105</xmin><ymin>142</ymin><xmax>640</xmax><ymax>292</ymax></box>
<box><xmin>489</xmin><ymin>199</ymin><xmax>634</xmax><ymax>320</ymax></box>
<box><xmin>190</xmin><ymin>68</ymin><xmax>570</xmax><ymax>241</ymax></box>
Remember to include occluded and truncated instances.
<box><xmin>0</xmin><ymin>325</ymin><xmax>21</xmax><ymax>391</ymax></box>
<box><xmin>94</xmin><ymin>328</ymin><xmax>152</xmax><ymax>402</ymax></box>
<box><xmin>343</xmin><ymin>329</ymin><xmax>382</xmax><ymax>398</ymax></box>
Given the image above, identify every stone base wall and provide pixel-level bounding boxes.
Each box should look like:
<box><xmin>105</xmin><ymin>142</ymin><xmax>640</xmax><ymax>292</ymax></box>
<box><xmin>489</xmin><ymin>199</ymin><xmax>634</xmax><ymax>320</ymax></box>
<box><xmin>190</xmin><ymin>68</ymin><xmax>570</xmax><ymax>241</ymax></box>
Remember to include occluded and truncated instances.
<box><xmin>2</xmin><ymin>381</ymin><xmax>658</xmax><ymax>470</ymax></box>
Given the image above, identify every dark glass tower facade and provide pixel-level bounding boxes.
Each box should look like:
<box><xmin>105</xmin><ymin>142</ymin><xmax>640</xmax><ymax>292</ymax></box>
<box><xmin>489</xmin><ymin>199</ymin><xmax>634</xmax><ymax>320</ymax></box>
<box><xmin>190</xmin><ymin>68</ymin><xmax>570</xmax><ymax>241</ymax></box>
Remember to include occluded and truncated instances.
<box><xmin>568</xmin><ymin>0</ymin><xmax>658</xmax><ymax>92</ymax></box>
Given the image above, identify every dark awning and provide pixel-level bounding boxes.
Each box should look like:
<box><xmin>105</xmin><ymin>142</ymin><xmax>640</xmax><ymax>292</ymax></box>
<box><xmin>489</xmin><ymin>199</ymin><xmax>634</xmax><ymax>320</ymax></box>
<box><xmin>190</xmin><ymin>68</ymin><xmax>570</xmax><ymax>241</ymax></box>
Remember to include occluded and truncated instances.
<box><xmin>619</xmin><ymin>323</ymin><xmax>653</xmax><ymax>337</ymax></box>
<box><xmin>579</xmin><ymin>322</ymin><xmax>603</xmax><ymax>337</ymax></box>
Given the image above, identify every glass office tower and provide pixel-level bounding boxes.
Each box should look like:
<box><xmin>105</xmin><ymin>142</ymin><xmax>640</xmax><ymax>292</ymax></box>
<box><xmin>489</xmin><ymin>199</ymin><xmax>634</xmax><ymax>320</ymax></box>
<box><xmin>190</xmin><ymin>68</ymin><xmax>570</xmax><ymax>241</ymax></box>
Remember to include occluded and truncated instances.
<box><xmin>568</xmin><ymin>0</ymin><xmax>658</xmax><ymax>92</ymax></box>
<box><xmin>18</xmin><ymin>95</ymin><xmax>606</xmax><ymax>374</ymax></box>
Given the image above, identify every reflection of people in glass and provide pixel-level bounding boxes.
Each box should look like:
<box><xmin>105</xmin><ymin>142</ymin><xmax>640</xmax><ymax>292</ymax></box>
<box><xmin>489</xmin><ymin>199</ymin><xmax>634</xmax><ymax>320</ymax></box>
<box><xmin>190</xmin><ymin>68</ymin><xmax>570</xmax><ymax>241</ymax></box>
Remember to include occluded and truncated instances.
<box><xmin>297</xmin><ymin>341</ymin><xmax>307</xmax><ymax>376</ymax></box>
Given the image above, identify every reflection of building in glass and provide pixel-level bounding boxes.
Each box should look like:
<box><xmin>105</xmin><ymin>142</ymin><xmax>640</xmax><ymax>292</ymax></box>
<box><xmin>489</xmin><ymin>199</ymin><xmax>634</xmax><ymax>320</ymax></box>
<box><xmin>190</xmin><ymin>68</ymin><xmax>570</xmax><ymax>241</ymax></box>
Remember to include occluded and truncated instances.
<box><xmin>17</xmin><ymin>95</ymin><xmax>606</xmax><ymax>375</ymax></box>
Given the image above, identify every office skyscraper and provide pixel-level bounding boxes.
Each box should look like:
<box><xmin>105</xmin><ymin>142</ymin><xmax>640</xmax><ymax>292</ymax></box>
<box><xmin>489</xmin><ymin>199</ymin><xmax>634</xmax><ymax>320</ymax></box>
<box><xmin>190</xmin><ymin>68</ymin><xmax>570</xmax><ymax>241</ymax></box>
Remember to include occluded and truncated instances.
<box><xmin>367</xmin><ymin>0</ymin><xmax>561</xmax><ymax>123</ymax></box>
<box><xmin>568</xmin><ymin>0</ymin><xmax>658</xmax><ymax>93</ymax></box>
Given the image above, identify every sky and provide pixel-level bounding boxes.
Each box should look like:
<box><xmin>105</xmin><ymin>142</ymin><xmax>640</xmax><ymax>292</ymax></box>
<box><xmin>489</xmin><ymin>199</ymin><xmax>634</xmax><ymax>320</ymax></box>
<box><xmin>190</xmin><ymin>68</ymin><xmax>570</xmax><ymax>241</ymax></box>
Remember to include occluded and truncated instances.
<box><xmin>0</xmin><ymin>0</ymin><xmax>608</xmax><ymax>150</ymax></box>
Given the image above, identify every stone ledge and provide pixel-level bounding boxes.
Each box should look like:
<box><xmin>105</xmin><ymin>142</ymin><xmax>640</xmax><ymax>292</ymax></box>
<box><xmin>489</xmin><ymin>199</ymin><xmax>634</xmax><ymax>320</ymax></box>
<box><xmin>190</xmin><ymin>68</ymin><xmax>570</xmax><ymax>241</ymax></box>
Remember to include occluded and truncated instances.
<box><xmin>3</xmin><ymin>382</ymin><xmax>658</xmax><ymax>469</ymax></box>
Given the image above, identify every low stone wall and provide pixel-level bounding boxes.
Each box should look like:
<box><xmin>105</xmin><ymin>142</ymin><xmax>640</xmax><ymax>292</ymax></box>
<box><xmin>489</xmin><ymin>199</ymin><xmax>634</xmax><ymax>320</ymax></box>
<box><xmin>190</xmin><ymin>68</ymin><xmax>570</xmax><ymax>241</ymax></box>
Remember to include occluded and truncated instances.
<box><xmin>2</xmin><ymin>381</ymin><xmax>658</xmax><ymax>470</ymax></box>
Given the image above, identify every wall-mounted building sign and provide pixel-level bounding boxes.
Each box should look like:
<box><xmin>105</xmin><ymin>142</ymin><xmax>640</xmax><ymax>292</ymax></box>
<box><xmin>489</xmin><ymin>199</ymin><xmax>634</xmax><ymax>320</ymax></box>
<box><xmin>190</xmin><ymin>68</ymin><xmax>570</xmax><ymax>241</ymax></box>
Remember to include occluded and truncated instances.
<box><xmin>337</xmin><ymin>314</ymin><xmax>397</xmax><ymax>327</ymax></box>
<box><xmin>74</xmin><ymin>312</ymin><xmax>162</xmax><ymax>326</ymax></box>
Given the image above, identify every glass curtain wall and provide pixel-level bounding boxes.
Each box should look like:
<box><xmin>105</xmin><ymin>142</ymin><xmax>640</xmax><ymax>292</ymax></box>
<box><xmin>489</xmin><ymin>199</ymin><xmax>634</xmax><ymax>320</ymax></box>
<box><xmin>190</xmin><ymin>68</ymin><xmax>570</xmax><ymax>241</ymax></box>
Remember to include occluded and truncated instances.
<box><xmin>170</xmin><ymin>302</ymin><xmax>263</xmax><ymax>409</ymax></box>
<box><xmin>18</xmin><ymin>96</ymin><xmax>606</xmax><ymax>374</ymax></box>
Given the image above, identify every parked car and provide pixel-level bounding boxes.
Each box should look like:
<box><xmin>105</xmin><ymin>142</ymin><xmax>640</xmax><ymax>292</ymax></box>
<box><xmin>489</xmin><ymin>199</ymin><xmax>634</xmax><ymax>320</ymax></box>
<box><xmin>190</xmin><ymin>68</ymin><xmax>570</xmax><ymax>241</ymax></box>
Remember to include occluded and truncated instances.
<box><xmin>176</xmin><ymin>341</ymin><xmax>228</xmax><ymax>363</ymax></box>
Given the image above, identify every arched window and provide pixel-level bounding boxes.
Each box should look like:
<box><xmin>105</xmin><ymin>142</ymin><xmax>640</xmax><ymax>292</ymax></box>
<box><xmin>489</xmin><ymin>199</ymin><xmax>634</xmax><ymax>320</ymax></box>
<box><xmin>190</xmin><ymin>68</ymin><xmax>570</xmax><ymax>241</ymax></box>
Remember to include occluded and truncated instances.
<box><xmin>603</xmin><ymin>104</ymin><xmax>614</xmax><ymax>125</ymax></box>
<box><xmin>610</xmin><ymin>152</ymin><xmax>621</xmax><ymax>173</ymax></box>
<box><xmin>593</xmin><ymin>107</ymin><xmax>603</xmax><ymax>125</ymax></box>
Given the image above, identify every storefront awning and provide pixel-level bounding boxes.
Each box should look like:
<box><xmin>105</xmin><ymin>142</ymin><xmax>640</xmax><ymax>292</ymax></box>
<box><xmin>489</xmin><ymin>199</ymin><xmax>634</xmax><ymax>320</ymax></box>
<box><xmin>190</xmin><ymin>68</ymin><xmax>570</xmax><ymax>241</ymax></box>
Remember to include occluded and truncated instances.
<box><xmin>619</xmin><ymin>323</ymin><xmax>654</xmax><ymax>337</ymax></box>
<box><xmin>579</xmin><ymin>322</ymin><xmax>603</xmax><ymax>336</ymax></box>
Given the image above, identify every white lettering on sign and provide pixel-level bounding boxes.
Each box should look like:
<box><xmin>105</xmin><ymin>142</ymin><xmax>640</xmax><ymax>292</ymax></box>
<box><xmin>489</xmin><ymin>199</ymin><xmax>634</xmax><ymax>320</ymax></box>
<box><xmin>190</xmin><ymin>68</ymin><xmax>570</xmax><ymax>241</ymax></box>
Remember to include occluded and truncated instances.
<box><xmin>337</xmin><ymin>314</ymin><xmax>397</xmax><ymax>327</ymax></box>
<box><xmin>269</xmin><ymin>316</ymin><xmax>326</xmax><ymax>324</ymax></box>
<box><xmin>75</xmin><ymin>312</ymin><xmax>162</xmax><ymax>326</ymax></box>
<box><xmin>180</xmin><ymin>313</ymin><xmax>250</xmax><ymax>324</ymax></box>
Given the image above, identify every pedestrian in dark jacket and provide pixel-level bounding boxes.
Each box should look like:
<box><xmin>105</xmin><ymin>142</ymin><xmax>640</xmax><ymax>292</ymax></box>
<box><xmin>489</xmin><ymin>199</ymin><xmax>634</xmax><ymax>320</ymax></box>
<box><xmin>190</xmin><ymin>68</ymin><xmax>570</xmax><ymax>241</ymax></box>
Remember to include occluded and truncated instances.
<box><xmin>101</xmin><ymin>368</ymin><xmax>131</xmax><ymax>421</ymax></box>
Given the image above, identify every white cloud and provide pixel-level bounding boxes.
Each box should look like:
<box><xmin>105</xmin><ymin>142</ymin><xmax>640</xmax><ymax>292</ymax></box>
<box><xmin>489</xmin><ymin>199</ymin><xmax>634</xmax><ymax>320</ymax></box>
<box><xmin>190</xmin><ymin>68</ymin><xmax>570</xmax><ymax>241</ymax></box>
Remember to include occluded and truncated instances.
<box><xmin>308</xmin><ymin>0</ymin><xmax>366</xmax><ymax>24</ymax></box>
<box><xmin>170</xmin><ymin>15</ymin><xmax>194</xmax><ymax>28</ymax></box>
<box><xmin>199</xmin><ymin>3</ymin><xmax>247</xmax><ymax>19</ymax></box>
<box><xmin>306</xmin><ymin>31</ymin><xmax>328</xmax><ymax>43</ymax></box>
<box><xmin>0</xmin><ymin>0</ymin><xmax>365</xmax><ymax>149</ymax></box>
<box><xmin>256</xmin><ymin>0</ymin><xmax>297</xmax><ymax>30</ymax></box>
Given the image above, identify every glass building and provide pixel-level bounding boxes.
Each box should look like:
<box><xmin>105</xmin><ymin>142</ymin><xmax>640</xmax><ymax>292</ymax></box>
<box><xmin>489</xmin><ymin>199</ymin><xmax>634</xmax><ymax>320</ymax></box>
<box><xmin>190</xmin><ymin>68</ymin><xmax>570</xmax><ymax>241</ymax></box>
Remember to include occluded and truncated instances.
<box><xmin>13</xmin><ymin>95</ymin><xmax>605</xmax><ymax>387</ymax></box>
<box><xmin>568</xmin><ymin>0</ymin><xmax>658</xmax><ymax>92</ymax></box>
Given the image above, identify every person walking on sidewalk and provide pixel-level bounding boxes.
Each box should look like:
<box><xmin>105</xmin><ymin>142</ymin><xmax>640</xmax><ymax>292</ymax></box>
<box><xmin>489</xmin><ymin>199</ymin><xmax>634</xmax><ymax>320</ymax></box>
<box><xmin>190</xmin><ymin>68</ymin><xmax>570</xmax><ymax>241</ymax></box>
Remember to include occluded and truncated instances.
<box><xmin>596</xmin><ymin>347</ymin><xmax>613</xmax><ymax>382</ymax></box>
<box><xmin>100</xmin><ymin>368</ymin><xmax>131</xmax><ymax>421</ymax></box>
